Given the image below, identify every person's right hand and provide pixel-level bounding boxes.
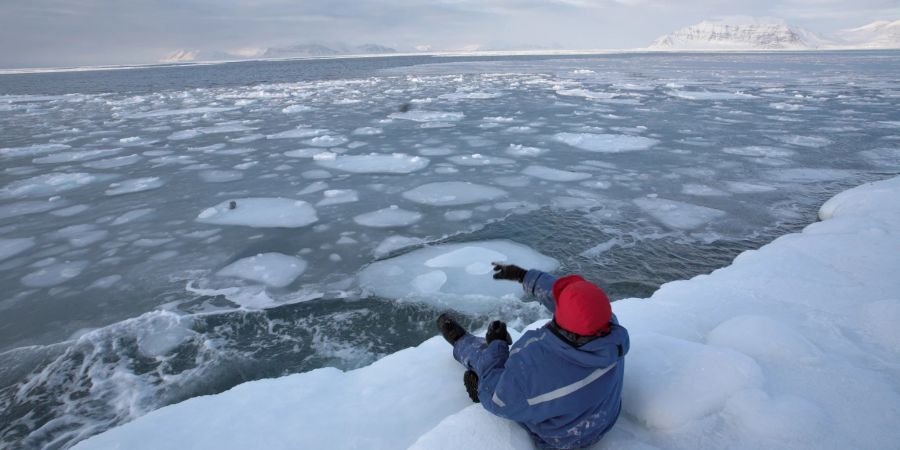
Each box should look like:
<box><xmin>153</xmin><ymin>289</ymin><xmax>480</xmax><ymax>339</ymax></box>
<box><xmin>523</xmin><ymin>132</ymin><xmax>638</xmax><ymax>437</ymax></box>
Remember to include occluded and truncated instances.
<box><xmin>491</xmin><ymin>263</ymin><xmax>526</xmax><ymax>282</ymax></box>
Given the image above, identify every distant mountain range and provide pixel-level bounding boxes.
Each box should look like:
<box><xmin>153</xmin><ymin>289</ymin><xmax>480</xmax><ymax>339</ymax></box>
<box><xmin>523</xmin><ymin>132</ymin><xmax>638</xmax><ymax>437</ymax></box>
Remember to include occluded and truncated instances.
<box><xmin>161</xmin><ymin>43</ymin><xmax>398</xmax><ymax>63</ymax></box>
<box><xmin>650</xmin><ymin>19</ymin><xmax>900</xmax><ymax>51</ymax></box>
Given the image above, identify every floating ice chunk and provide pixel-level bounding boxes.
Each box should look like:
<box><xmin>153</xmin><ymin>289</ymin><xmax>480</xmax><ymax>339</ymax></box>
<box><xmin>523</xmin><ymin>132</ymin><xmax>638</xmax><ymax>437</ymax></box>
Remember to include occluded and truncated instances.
<box><xmin>125</xmin><ymin>106</ymin><xmax>236</xmax><ymax>119</ymax></box>
<box><xmin>316</xmin><ymin>153</ymin><xmax>429</xmax><ymax>174</ymax></box>
<box><xmin>267</xmin><ymin>128</ymin><xmax>328</xmax><ymax>139</ymax></box>
<box><xmin>418</xmin><ymin>148</ymin><xmax>455</xmax><ymax>156</ymax></box>
<box><xmin>105</xmin><ymin>177</ymin><xmax>165</xmax><ymax>196</ymax></box>
<box><xmin>724</xmin><ymin>181</ymin><xmax>776</xmax><ymax>194</ymax></box>
<box><xmin>774</xmin><ymin>135</ymin><xmax>832</xmax><ymax>148</ymax></box>
<box><xmin>554</xmin><ymin>132</ymin><xmax>658</xmax><ymax>153</ymax></box>
<box><xmin>389</xmin><ymin>111</ymin><xmax>464</xmax><ymax>122</ymax></box>
<box><xmin>483</xmin><ymin>116</ymin><xmax>515</xmax><ymax>123</ymax></box>
<box><xmin>282</xmin><ymin>104</ymin><xmax>312</xmax><ymax>114</ymax></box>
<box><xmin>623</xmin><ymin>333</ymin><xmax>764</xmax><ymax>429</ymax></box>
<box><xmin>297</xmin><ymin>181</ymin><xmax>328</xmax><ymax>195</ymax></box>
<box><xmin>447</xmin><ymin>154</ymin><xmax>515</xmax><ymax>166</ymax></box>
<box><xmin>53</xmin><ymin>224</ymin><xmax>108</xmax><ymax>247</ymax></box>
<box><xmin>555</xmin><ymin>88</ymin><xmax>617</xmax><ymax>99</ymax></box>
<box><xmin>167</xmin><ymin>130</ymin><xmax>202</xmax><ymax>141</ymax></box>
<box><xmin>668</xmin><ymin>90</ymin><xmax>755</xmax><ymax>100</ymax></box>
<box><xmin>766</xmin><ymin>168</ymin><xmax>853</xmax><ymax>183</ymax></box>
<box><xmin>317</xmin><ymin>189</ymin><xmax>358</xmax><ymax>206</ymax></box>
<box><xmin>444</xmin><ymin>210</ymin><xmax>473</xmax><ymax>221</ymax></box>
<box><xmin>505</xmin><ymin>144</ymin><xmax>547</xmax><ymax>157</ymax></box>
<box><xmin>89</xmin><ymin>274</ymin><xmax>122</xmax><ymax>290</ymax></box>
<box><xmin>0</xmin><ymin>143</ymin><xmax>71</xmax><ymax>159</ymax></box>
<box><xmin>112</xmin><ymin>208</ymin><xmax>154</xmax><ymax>226</ymax></box>
<box><xmin>303</xmin><ymin>135</ymin><xmax>349</xmax><ymax>147</ymax></box>
<box><xmin>50</xmin><ymin>204</ymin><xmax>89</xmax><ymax>217</ymax></box>
<box><xmin>722</xmin><ymin>146</ymin><xmax>796</xmax><ymax>158</ymax></box>
<box><xmin>633</xmin><ymin>197</ymin><xmax>726</xmax><ymax>230</ymax></box>
<box><xmin>283</xmin><ymin>148</ymin><xmax>322</xmax><ymax>158</ymax></box>
<box><xmin>522</xmin><ymin>165</ymin><xmax>591</xmax><ymax>182</ymax></box>
<box><xmin>354</xmin><ymin>206</ymin><xmax>422</xmax><ymax>227</ymax></box>
<box><xmin>402</xmin><ymin>182</ymin><xmax>507</xmax><ymax>206</ymax></box>
<box><xmin>197</xmin><ymin>198</ymin><xmax>318</xmax><ymax>228</ymax></box>
<box><xmin>83</xmin><ymin>154</ymin><xmax>142</xmax><ymax>169</ymax></box>
<box><xmin>1</xmin><ymin>173</ymin><xmax>105</xmax><ymax>198</ymax></box>
<box><xmin>312</xmin><ymin>152</ymin><xmax>336</xmax><ymax>161</ymax></box>
<box><xmin>681</xmin><ymin>183</ymin><xmax>728</xmax><ymax>196</ymax></box>
<box><xmin>438</xmin><ymin>92</ymin><xmax>502</xmax><ymax>100</ymax></box>
<box><xmin>217</xmin><ymin>253</ymin><xmax>308</xmax><ymax>288</ymax></box>
<box><xmin>199</xmin><ymin>170</ymin><xmax>243</xmax><ymax>183</ymax></box>
<box><xmin>373</xmin><ymin>235</ymin><xmax>425</xmax><ymax>258</ymax></box>
<box><xmin>352</xmin><ymin>127</ymin><xmax>382</xmax><ymax>135</ymax></box>
<box><xmin>0</xmin><ymin>200</ymin><xmax>62</xmax><ymax>219</ymax></box>
<box><xmin>33</xmin><ymin>148</ymin><xmax>122</xmax><ymax>164</ymax></box>
<box><xmin>707</xmin><ymin>315</ymin><xmax>820</xmax><ymax>362</ymax></box>
<box><xmin>0</xmin><ymin>238</ymin><xmax>34</xmax><ymax>261</ymax></box>
<box><xmin>358</xmin><ymin>240</ymin><xmax>558</xmax><ymax>312</ymax></box>
<box><xmin>21</xmin><ymin>260</ymin><xmax>89</xmax><ymax>287</ymax></box>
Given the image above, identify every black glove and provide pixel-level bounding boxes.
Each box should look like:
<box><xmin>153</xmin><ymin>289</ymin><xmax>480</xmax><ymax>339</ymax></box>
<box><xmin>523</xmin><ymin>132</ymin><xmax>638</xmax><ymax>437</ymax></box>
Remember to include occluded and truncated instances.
<box><xmin>485</xmin><ymin>320</ymin><xmax>513</xmax><ymax>346</ymax></box>
<box><xmin>491</xmin><ymin>263</ymin><xmax>526</xmax><ymax>282</ymax></box>
<box><xmin>464</xmin><ymin>370</ymin><xmax>480</xmax><ymax>403</ymax></box>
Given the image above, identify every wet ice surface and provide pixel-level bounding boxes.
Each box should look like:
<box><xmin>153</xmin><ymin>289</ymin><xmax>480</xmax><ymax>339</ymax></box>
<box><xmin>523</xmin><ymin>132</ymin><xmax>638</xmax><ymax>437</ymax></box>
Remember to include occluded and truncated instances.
<box><xmin>1</xmin><ymin>51</ymin><xmax>898</xmax><ymax>449</ymax></box>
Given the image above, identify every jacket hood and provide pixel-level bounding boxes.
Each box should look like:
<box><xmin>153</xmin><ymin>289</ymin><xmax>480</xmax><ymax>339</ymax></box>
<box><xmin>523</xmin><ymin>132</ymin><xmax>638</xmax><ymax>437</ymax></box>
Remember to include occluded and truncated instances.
<box><xmin>545</xmin><ymin>320</ymin><xmax>629</xmax><ymax>369</ymax></box>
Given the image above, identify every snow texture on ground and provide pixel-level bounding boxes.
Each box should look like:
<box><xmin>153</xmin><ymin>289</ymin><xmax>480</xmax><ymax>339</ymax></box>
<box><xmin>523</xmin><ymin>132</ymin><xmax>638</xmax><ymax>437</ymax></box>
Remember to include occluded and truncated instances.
<box><xmin>74</xmin><ymin>176</ymin><xmax>900</xmax><ymax>450</ymax></box>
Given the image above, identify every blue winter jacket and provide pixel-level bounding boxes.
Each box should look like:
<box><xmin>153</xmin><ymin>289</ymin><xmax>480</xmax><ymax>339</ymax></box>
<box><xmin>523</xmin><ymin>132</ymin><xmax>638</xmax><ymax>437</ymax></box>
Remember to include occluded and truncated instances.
<box><xmin>457</xmin><ymin>269</ymin><xmax>629</xmax><ymax>449</ymax></box>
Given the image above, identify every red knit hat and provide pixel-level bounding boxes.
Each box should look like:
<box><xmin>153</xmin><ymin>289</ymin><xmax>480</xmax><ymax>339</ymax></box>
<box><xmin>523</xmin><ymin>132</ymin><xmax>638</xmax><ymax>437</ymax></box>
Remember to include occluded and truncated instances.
<box><xmin>552</xmin><ymin>275</ymin><xmax>612</xmax><ymax>336</ymax></box>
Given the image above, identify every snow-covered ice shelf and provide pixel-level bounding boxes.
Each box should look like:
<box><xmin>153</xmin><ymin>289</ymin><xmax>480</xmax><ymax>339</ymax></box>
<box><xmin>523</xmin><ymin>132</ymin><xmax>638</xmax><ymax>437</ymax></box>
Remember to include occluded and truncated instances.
<box><xmin>74</xmin><ymin>176</ymin><xmax>900</xmax><ymax>450</ymax></box>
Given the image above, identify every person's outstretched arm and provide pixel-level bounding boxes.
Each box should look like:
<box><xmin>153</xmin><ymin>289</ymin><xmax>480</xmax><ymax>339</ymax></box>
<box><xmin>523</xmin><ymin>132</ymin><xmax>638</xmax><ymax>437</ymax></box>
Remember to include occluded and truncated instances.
<box><xmin>492</xmin><ymin>263</ymin><xmax>557</xmax><ymax>313</ymax></box>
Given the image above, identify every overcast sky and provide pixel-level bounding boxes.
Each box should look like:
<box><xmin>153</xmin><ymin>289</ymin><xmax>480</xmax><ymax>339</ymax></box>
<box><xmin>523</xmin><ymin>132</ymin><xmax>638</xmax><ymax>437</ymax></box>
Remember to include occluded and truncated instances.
<box><xmin>1</xmin><ymin>0</ymin><xmax>897</xmax><ymax>68</ymax></box>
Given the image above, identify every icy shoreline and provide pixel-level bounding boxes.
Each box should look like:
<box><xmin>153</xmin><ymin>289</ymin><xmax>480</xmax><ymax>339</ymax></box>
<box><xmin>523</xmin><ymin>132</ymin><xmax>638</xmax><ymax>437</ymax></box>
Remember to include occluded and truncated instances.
<box><xmin>72</xmin><ymin>176</ymin><xmax>900</xmax><ymax>449</ymax></box>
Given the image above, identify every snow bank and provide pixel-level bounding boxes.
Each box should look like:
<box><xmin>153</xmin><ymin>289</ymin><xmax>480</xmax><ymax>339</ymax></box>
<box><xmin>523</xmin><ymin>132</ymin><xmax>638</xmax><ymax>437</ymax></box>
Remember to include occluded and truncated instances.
<box><xmin>74</xmin><ymin>176</ymin><xmax>900</xmax><ymax>450</ymax></box>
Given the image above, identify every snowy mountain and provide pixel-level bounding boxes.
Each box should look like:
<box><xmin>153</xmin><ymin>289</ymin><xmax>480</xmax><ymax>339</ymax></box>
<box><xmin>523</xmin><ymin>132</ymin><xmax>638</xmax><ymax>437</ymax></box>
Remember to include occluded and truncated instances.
<box><xmin>649</xmin><ymin>20</ymin><xmax>828</xmax><ymax>50</ymax></box>
<box><xmin>837</xmin><ymin>19</ymin><xmax>900</xmax><ymax>48</ymax></box>
<box><xmin>262</xmin><ymin>43</ymin><xmax>397</xmax><ymax>58</ymax></box>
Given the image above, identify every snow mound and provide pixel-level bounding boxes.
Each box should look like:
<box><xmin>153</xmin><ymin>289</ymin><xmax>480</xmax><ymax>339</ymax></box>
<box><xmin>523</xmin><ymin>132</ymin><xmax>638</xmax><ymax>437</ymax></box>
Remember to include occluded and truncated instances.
<box><xmin>217</xmin><ymin>253</ymin><xmax>307</xmax><ymax>288</ymax></box>
<box><xmin>316</xmin><ymin>153</ymin><xmax>429</xmax><ymax>174</ymax></box>
<box><xmin>554</xmin><ymin>133</ymin><xmax>658</xmax><ymax>153</ymax></box>
<box><xmin>196</xmin><ymin>198</ymin><xmax>318</xmax><ymax>228</ymax></box>
<box><xmin>358</xmin><ymin>240</ymin><xmax>558</xmax><ymax>312</ymax></box>
<box><xmin>402</xmin><ymin>182</ymin><xmax>507</xmax><ymax>206</ymax></box>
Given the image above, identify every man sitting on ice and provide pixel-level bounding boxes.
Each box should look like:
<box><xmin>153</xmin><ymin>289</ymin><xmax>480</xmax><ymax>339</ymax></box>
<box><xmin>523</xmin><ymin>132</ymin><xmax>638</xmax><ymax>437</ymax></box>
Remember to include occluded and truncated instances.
<box><xmin>437</xmin><ymin>263</ymin><xmax>629</xmax><ymax>450</ymax></box>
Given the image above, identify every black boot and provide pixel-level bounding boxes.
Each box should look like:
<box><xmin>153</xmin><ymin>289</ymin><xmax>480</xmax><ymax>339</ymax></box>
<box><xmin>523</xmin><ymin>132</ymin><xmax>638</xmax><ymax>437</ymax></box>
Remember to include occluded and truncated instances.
<box><xmin>436</xmin><ymin>312</ymin><xmax>467</xmax><ymax>345</ymax></box>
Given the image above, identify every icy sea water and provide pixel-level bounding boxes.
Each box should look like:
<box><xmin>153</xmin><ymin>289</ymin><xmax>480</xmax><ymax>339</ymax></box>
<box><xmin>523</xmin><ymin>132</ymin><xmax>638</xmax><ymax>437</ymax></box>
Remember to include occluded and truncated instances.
<box><xmin>1</xmin><ymin>51</ymin><xmax>898</xmax><ymax>449</ymax></box>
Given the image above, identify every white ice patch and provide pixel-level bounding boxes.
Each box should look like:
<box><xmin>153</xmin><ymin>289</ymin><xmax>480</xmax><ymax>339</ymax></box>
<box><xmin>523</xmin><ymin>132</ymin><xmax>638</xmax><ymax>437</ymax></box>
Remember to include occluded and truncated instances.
<box><xmin>353</xmin><ymin>206</ymin><xmax>423</xmax><ymax>228</ymax></box>
<box><xmin>724</xmin><ymin>181</ymin><xmax>777</xmax><ymax>194</ymax></box>
<box><xmin>505</xmin><ymin>144</ymin><xmax>547</xmax><ymax>157</ymax></box>
<box><xmin>668</xmin><ymin>90</ymin><xmax>755</xmax><ymax>100</ymax></box>
<box><xmin>0</xmin><ymin>173</ymin><xmax>106</xmax><ymax>198</ymax></box>
<box><xmin>217</xmin><ymin>253</ymin><xmax>307</xmax><ymax>288</ymax></box>
<box><xmin>316</xmin><ymin>153</ymin><xmax>429</xmax><ymax>174</ymax></box>
<box><xmin>125</xmin><ymin>106</ymin><xmax>236</xmax><ymax>119</ymax></box>
<box><xmin>266</xmin><ymin>128</ymin><xmax>327</xmax><ymax>139</ymax></box>
<box><xmin>773</xmin><ymin>135</ymin><xmax>833</xmax><ymax>148</ymax></box>
<box><xmin>105</xmin><ymin>177</ymin><xmax>165</xmax><ymax>196</ymax></box>
<box><xmin>722</xmin><ymin>146</ymin><xmax>796</xmax><ymax>158</ymax></box>
<box><xmin>112</xmin><ymin>208</ymin><xmax>154</xmax><ymax>226</ymax></box>
<box><xmin>316</xmin><ymin>189</ymin><xmax>358</xmax><ymax>207</ymax></box>
<box><xmin>554</xmin><ymin>132</ymin><xmax>658</xmax><ymax>153</ymax></box>
<box><xmin>83</xmin><ymin>154</ymin><xmax>142</xmax><ymax>169</ymax></box>
<box><xmin>682</xmin><ymin>183</ymin><xmax>729</xmax><ymax>196</ymax></box>
<box><xmin>21</xmin><ymin>260</ymin><xmax>89</xmax><ymax>287</ymax></box>
<box><xmin>282</xmin><ymin>104</ymin><xmax>312</xmax><ymax>114</ymax></box>
<box><xmin>447</xmin><ymin>154</ymin><xmax>515</xmax><ymax>166</ymax></box>
<box><xmin>766</xmin><ymin>168</ymin><xmax>854</xmax><ymax>183</ymax></box>
<box><xmin>199</xmin><ymin>170</ymin><xmax>243</xmax><ymax>183</ymax></box>
<box><xmin>197</xmin><ymin>198</ymin><xmax>318</xmax><ymax>228</ymax></box>
<box><xmin>1</xmin><ymin>143</ymin><xmax>71</xmax><ymax>159</ymax></box>
<box><xmin>633</xmin><ymin>197</ymin><xmax>726</xmax><ymax>230</ymax></box>
<box><xmin>52</xmin><ymin>224</ymin><xmax>108</xmax><ymax>247</ymax></box>
<box><xmin>352</xmin><ymin>127</ymin><xmax>382</xmax><ymax>135</ymax></box>
<box><xmin>358</xmin><ymin>240</ymin><xmax>558</xmax><ymax>312</ymax></box>
<box><xmin>49</xmin><ymin>204</ymin><xmax>89</xmax><ymax>217</ymax></box>
<box><xmin>373</xmin><ymin>235</ymin><xmax>425</xmax><ymax>258</ymax></box>
<box><xmin>402</xmin><ymin>182</ymin><xmax>507</xmax><ymax>206</ymax></box>
<box><xmin>0</xmin><ymin>200</ymin><xmax>62</xmax><ymax>219</ymax></box>
<box><xmin>33</xmin><ymin>148</ymin><xmax>123</xmax><ymax>164</ymax></box>
<box><xmin>303</xmin><ymin>135</ymin><xmax>349</xmax><ymax>147</ymax></box>
<box><xmin>0</xmin><ymin>238</ymin><xmax>35</xmax><ymax>261</ymax></box>
<box><xmin>438</xmin><ymin>92</ymin><xmax>502</xmax><ymax>100</ymax></box>
<box><xmin>522</xmin><ymin>165</ymin><xmax>591</xmax><ymax>182</ymax></box>
<box><xmin>388</xmin><ymin>111</ymin><xmax>464</xmax><ymax>122</ymax></box>
<box><xmin>555</xmin><ymin>88</ymin><xmax>617</xmax><ymax>100</ymax></box>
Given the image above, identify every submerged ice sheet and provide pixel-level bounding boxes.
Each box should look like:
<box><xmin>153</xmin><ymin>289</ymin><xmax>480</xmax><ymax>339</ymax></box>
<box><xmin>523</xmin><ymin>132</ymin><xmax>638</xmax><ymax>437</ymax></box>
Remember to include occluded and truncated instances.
<box><xmin>217</xmin><ymin>253</ymin><xmax>307</xmax><ymax>288</ymax></box>
<box><xmin>358</xmin><ymin>240</ymin><xmax>558</xmax><ymax>312</ymax></box>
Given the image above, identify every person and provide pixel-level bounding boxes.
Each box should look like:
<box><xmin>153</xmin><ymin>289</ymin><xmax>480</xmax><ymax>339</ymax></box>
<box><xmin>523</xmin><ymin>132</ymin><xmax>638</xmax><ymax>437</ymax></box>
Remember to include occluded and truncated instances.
<box><xmin>437</xmin><ymin>263</ymin><xmax>629</xmax><ymax>449</ymax></box>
